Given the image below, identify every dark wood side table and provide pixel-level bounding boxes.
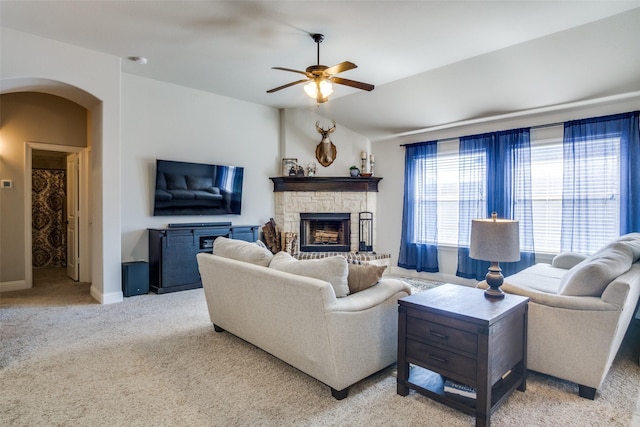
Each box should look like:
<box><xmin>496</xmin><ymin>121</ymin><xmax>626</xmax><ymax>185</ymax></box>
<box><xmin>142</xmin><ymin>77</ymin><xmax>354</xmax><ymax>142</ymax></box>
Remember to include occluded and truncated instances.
<box><xmin>397</xmin><ymin>284</ymin><xmax>529</xmax><ymax>427</ymax></box>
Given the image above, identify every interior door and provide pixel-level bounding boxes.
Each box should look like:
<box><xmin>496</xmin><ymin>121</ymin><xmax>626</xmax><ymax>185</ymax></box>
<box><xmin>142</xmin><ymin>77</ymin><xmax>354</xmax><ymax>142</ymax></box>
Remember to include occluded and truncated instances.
<box><xmin>66</xmin><ymin>153</ymin><xmax>79</xmax><ymax>281</ymax></box>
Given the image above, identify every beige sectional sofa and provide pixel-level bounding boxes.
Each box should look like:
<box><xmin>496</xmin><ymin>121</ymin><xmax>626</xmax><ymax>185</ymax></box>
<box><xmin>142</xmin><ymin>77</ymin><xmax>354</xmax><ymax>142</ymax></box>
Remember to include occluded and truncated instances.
<box><xmin>196</xmin><ymin>237</ymin><xmax>411</xmax><ymax>399</ymax></box>
<box><xmin>495</xmin><ymin>233</ymin><xmax>640</xmax><ymax>399</ymax></box>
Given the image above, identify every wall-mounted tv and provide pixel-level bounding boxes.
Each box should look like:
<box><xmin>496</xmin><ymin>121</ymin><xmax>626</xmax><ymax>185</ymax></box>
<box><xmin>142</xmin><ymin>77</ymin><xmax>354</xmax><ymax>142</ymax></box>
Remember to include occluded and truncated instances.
<box><xmin>153</xmin><ymin>159</ymin><xmax>244</xmax><ymax>216</ymax></box>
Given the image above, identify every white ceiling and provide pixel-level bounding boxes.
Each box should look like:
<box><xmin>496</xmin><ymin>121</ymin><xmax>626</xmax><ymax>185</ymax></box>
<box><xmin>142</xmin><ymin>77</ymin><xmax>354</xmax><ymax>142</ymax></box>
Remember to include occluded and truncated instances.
<box><xmin>2</xmin><ymin>1</ymin><xmax>640</xmax><ymax>141</ymax></box>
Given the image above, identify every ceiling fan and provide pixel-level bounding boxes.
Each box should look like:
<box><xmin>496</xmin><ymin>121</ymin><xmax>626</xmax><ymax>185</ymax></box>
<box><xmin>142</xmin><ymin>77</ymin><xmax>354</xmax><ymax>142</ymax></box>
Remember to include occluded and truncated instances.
<box><xmin>267</xmin><ymin>33</ymin><xmax>374</xmax><ymax>104</ymax></box>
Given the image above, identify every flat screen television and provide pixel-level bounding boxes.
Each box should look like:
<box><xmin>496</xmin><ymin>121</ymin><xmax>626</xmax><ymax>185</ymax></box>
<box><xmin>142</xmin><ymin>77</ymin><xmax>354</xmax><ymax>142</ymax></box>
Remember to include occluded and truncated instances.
<box><xmin>153</xmin><ymin>159</ymin><xmax>244</xmax><ymax>216</ymax></box>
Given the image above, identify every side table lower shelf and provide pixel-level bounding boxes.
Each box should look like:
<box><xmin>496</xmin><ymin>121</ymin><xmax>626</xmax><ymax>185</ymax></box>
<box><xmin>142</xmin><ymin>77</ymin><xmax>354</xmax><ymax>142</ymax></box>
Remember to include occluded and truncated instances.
<box><xmin>401</xmin><ymin>365</ymin><xmax>524</xmax><ymax>416</ymax></box>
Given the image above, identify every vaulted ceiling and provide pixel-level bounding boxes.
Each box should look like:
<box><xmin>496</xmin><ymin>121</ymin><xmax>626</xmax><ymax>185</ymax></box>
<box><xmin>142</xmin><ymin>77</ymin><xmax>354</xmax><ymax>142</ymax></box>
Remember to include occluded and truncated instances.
<box><xmin>2</xmin><ymin>1</ymin><xmax>639</xmax><ymax>141</ymax></box>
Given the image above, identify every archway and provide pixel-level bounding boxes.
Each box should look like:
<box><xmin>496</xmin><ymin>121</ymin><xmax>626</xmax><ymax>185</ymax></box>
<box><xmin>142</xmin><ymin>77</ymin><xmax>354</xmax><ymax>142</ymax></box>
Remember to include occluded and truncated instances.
<box><xmin>1</xmin><ymin>78</ymin><xmax>102</xmax><ymax>297</ymax></box>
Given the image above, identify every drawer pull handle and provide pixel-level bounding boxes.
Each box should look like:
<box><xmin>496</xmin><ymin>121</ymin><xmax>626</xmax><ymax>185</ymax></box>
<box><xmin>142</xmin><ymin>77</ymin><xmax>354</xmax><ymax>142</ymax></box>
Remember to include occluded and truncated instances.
<box><xmin>429</xmin><ymin>354</ymin><xmax>448</xmax><ymax>363</ymax></box>
<box><xmin>429</xmin><ymin>330</ymin><xmax>448</xmax><ymax>339</ymax></box>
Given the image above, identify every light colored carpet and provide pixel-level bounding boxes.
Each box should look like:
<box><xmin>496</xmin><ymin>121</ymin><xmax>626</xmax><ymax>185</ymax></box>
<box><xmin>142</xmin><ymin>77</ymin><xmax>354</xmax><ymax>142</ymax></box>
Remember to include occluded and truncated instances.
<box><xmin>1</xmin><ymin>278</ymin><xmax>639</xmax><ymax>426</ymax></box>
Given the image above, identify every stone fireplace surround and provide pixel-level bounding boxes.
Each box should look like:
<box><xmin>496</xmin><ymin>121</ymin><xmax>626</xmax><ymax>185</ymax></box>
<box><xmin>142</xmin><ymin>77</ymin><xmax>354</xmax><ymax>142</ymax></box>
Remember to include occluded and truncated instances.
<box><xmin>271</xmin><ymin>177</ymin><xmax>380</xmax><ymax>254</ymax></box>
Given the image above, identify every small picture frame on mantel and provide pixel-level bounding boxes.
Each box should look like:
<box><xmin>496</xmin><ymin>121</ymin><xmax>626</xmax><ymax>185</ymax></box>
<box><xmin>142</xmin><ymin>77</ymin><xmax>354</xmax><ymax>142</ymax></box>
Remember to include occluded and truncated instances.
<box><xmin>282</xmin><ymin>158</ymin><xmax>298</xmax><ymax>176</ymax></box>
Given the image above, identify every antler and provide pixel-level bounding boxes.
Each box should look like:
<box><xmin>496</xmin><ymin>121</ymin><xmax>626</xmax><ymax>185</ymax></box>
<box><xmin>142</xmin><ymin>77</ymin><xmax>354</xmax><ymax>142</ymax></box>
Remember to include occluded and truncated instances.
<box><xmin>315</xmin><ymin>120</ymin><xmax>337</xmax><ymax>135</ymax></box>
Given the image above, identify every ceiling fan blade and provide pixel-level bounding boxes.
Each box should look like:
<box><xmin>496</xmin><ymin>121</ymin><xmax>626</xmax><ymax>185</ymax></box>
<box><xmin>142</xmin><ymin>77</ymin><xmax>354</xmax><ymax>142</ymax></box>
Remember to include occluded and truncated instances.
<box><xmin>266</xmin><ymin>79</ymin><xmax>310</xmax><ymax>93</ymax></box>
<box><xmin>324</xmin><ymin>61</ymin><xmax>357</xmax><ymax>76</ymax></box>
<box><xmin>272</xmin><ymin>67</ymin><xmax>313</xmax><ymax>78</ymax></box>
<box><xmin>331</xmin><ymin>77</ymin><xmax>375</xmax><ymax>92</ymax></box>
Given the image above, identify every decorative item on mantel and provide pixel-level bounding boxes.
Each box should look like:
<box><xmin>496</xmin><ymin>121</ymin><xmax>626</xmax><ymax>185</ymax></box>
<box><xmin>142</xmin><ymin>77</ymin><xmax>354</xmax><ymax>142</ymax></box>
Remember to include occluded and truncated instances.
<box><xmin>315</xmin><ymin>120</ymin><xmax>337</xmax><ymax>167</ymax></box>
<box><xmin>369</xmin><ymin>153</ymin><xmax>375</xmax><ymax>176</ymax></box>
<box><xmin>349</xmin><ymin>165</ymin><xmax>360</xmax><ymax>177</ymax></box>
<box><xmin>307</xmin><ymin>162</ymin><xmax>317</xmax><ymax>177</ymax></box>
<box><xmin>282</xmin><ymin>158</ymin><xmax>298</xmax><ymax>177</ymax></box>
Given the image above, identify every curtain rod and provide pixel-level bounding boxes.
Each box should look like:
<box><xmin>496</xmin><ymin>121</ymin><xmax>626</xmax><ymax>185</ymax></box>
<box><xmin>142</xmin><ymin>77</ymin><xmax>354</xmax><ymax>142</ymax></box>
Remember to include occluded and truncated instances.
<box><xmin>396</xmin><ymin>91</ymin><xmax>640</xmax><ymax>145</ymax></box>
<box><xmin>400</xmin><ymin>121</ymin><xmax>563</xmax><ymax>146</ymax></box>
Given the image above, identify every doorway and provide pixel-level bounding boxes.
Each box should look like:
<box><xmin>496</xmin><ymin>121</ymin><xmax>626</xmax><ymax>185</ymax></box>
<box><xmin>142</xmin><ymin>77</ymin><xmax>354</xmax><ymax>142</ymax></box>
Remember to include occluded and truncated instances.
<box><xmin>25</xmin><ymin>143</ymin><xmax>89</xmax><ymax>288</ymax></box>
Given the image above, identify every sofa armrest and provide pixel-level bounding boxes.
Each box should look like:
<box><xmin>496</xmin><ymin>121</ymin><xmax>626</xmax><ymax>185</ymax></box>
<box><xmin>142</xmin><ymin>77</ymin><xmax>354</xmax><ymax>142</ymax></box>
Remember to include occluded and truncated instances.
<box><xmin>327</xmin><ymin>278</ymin><xmax>411</xmax><ymax>313</ymax></box>
<box><xmin>499</xmin><ymin>281</ymin><xmax>620</xmax><ymax>311</ymax></box>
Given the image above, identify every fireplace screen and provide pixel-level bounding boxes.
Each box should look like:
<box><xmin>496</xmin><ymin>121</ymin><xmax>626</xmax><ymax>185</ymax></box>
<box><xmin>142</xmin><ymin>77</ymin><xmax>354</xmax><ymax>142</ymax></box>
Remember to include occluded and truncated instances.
<box><xmin>300</xmin><ymin>213</ymin><xmax>350</xmax><ymax>252</ymax></box>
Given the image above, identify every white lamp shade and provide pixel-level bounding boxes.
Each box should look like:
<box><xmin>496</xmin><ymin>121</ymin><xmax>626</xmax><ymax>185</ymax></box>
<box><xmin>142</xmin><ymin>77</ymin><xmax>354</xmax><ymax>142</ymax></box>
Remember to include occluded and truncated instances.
<box><xmin>470</xmin><ymin>217</ymin><xmax>520</xmax><ymax>262</ymax></box>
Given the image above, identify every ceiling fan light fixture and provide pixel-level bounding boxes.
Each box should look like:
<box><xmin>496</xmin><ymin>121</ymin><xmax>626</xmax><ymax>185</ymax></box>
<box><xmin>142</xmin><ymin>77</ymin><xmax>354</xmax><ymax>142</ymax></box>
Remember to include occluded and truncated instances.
<box><xmin>304</xmin><ymin>79</ymin><xmax>333</xmax><ymax>100</ymax></box>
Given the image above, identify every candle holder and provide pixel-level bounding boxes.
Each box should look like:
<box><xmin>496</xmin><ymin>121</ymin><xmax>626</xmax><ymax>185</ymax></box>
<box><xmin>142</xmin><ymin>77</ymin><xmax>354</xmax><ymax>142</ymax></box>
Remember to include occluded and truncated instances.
<box><xmin>361</xmin><ymin>157</ymin><xmax>367</xmax><ymax>173</ymax></box>
<box><xmin>369</xmin><ymin>159</ymin><xmax>375</xmax><ymax>176</ymax></box>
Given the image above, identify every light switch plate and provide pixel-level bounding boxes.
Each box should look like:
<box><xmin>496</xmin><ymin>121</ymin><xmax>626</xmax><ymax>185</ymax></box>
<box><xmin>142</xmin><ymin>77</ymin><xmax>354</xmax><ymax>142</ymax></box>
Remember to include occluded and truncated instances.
<box><xmin>1</xmin><ymin>180</ymin><xmax>12</xmax><ymax>188</ymax></box>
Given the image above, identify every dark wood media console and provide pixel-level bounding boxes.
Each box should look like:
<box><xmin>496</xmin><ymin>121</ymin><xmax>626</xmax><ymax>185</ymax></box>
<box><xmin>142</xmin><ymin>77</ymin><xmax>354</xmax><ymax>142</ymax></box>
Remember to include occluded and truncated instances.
<box><xmin>148</xmin><ymin>223</ymin><xmax>259</xmax><ymax>294</ymax></box>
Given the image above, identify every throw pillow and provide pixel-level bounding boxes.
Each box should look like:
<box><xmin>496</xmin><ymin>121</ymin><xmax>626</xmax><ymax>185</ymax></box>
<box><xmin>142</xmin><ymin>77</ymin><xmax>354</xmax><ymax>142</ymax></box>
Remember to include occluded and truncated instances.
<box><xmin>165</xmin><ymin>173</ymin><xmax>188</xmax><ymax>190</ymax></box>
<box><xmin>269</xmin><ymin>251</ymin><xmax>350</xmax><ymax>297</ymax></box>
<box><xmin>558</xmin><ymin>242</ymin><xmax>634</xmax><ymax>297</ymax></box>
<box><xmin>213</xmin><ymin>236</ymin><xmax>273</xmax><ymax>267</ymax></box>
<box><xmin>551</xmin><ymin>252</ymin><xmax>588</xmax><ymax>270</ymax></box>
<box><xmin>186</xmin><ymin>175</ymin><xmax>213</xmax><ymax>190</ymax></box>
<box><xmin>347</xmin><ymin>263</ymin><xmax>387</xmax><ymax>294</ymax></box>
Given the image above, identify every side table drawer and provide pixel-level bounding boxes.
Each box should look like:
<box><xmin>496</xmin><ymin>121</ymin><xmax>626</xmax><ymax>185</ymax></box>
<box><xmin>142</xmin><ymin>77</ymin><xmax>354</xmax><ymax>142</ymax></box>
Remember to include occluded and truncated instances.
<box><xmin>407</xmin><ymin>339</ymin><xmax>477</xmax><ymax>381</ymax></box>
<box><xmin>406</xmin><ymin>316</ymin><xmax>477</xmax><ymax>355</ymax></box>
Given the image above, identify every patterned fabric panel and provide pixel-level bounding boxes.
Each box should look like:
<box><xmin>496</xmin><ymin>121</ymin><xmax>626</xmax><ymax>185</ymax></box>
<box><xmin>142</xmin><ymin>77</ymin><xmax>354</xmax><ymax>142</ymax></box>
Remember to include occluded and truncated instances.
<box><xmin>32</xmin><ymin>169</ymin><xmax>67</xmax><ymax>268</ymax></box>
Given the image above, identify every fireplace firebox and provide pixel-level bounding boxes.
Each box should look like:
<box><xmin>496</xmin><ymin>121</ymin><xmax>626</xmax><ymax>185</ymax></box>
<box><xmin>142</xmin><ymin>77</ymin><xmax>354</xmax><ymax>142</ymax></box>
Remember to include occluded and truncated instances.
<box><xmin>300</xmin><ymin>213</ymin><xmax>350</xmax><ymax>252</ymax></box>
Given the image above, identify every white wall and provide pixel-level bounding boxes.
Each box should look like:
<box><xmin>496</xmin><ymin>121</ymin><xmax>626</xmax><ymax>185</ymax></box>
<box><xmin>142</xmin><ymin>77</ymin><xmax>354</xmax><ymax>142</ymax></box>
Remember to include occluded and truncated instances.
<box><xmin>120</xmin><ymin>74</ymin><xmax>279</xmax><ymax>262</ymax></box>
<box><xmin>0</xmin><ymin>27</ymin><xmax>122</xmax><ymax>303</ymax></box>
<box><xmin>375</xmin><ymin>95</ymin><xmax>640</xmax><ymax>284</ymax></box>
<box><xmin>281</xmin><ymin>108</ymin><xmax>370</xmax><ymax>176</ymax></box>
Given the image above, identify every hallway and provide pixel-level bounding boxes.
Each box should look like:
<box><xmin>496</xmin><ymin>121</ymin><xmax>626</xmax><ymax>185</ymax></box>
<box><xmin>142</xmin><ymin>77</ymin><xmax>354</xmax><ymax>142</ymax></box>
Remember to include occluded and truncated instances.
<box><xmin>0</xmin><ymin>268</ymin><xmax>94</xmax><ymax>307</ymax></box>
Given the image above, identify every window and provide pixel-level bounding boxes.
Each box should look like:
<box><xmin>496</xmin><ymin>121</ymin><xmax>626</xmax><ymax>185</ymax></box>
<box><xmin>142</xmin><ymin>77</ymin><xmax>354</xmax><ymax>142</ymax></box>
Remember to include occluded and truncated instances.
<box><xmin>529</xmin><ymin>129</ymin><xmax>620</xmax><ymax>254</ymax></box>
<box><xmin>435</xmin><ymin>141</ymin><xmax>461</xmax><ymax>246</ymax></box>
<box><xmin>434</xmin><ymin>142</ymin><xmax>489</xmax><ymax>246</ymax></box>
<box><xmin>529</xmin><ymin>136</ymin><xmax>564</xmax><ymax>253</ymax></box>
<box><xmin>419</xmin><ymin>128</ymin><xmax>621</xmax><ymax>254</ymax></box>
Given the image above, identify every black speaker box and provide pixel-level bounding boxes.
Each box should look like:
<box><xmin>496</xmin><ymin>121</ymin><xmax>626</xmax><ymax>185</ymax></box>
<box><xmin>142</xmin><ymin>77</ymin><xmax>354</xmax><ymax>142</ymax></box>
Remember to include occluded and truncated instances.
<box><xmin>122</xmin><ymin>261</ymin><xmax>149</xmax><ymax>297</ymax></box>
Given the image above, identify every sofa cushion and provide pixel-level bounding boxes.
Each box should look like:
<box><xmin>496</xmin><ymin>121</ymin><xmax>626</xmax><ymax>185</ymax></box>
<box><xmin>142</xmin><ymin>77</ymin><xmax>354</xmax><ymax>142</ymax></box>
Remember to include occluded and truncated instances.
<box><xmin>615</xmin><ymin>232</ymin><xmax>640</xmax><ymax>262</ymax></box>
<box><xmin>155</xmin><ymin>189</ymin><xmax>172</xmax><ymax>201</ymax></box>
<box><xmin>347</xmin><ymin>264</ymin><xmax>387</xmax><ymax>294</ymax></box>
<box><xmin>165</xmin><ymin>173</ymin><xmax>188</xmax><ymax>190</ymax></box>
<box><xmin>191</xmin><ymin>190</ymin><xmax>223</xmax><ymax>201</ymax></box>
<box><xmin>213</xmin><ymin>236</ymin><xmax>273</xmax><ymax>267</ymax></box>
<box><xmin>558</xmin><ymin>242</ymin><xmax>634</xmax><ymax>296</ymax></box>
<box><xmin>269</xmin><ymin>251</ymin><xmax>350</xmax><ymax>297</ymax></box>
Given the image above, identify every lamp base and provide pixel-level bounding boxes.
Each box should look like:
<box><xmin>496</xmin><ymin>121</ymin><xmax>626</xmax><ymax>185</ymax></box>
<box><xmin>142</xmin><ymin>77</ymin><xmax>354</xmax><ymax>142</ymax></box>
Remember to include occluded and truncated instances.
<box><xmin>484</xmin><ymin>262</ymin><xmax>505</xmax><ymax>300</ymax></box>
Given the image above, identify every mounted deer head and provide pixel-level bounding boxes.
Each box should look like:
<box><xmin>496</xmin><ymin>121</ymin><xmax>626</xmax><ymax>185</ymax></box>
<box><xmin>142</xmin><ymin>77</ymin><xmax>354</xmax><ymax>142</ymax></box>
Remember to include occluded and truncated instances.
<box><xmin>315</xmin><ymin>120</ymin><xmax>337</xmax><ymax>167</ymax></box>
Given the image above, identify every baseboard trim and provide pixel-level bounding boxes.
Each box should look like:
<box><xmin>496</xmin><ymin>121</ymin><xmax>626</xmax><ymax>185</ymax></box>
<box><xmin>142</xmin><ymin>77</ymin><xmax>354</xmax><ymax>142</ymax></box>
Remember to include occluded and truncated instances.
<box><xmin>0</xmin><ymin>280</ymin><xmax>29</xmax><ymax>292</ymax></box>
<box><xmin>90</xmin><ymin>285</ymin><xmax>123</xmax><ymax>305</ymax></box>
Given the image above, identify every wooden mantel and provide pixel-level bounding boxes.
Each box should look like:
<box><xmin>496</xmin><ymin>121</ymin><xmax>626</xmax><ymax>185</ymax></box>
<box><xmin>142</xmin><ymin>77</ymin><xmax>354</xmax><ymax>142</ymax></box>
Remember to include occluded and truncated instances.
<box><xmin>270</xmin><ymin>176</ymin><xmax>382</xmax><ymax>192</ymax></box>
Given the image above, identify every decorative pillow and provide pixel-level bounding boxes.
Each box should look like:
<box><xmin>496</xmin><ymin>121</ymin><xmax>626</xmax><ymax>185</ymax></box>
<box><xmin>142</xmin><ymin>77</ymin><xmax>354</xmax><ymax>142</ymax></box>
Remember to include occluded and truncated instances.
<box><xmin>558</xmin><ymin>242</ymin><xmax>634</xmax><ymax>297</ymax></box>
<box><xmin>186</xmin><ymin>175</ymin><xmax>213</xmax><ymax>191</ymax></box>
<box><xmin>165</xmin><ymin>173</ymin><xmax>188</xmax><ymax>190</ymax></box>
<box><xmin>269</xmin><ymin>251</ymin><xmax>350</xmax><ymax>297</ymax></box>
<box><xmin>551</xmin><ymin>252</ymin><xmax>588</xmax><ymax>270</ymax></box>
<box><xmin>347</xmin><ymin>263</ymin><xmax>387</xmax><ymax>294</ymax></box>
<box><xmin>213</xmin><ymin>236</ymin><xmax>273</xmax><ymax>267</ymax></box>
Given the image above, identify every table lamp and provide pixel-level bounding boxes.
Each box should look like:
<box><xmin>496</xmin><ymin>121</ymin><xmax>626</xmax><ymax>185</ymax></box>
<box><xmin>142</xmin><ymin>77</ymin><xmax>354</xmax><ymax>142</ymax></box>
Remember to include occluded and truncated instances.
<box><xmin>470</xmin><ymin>212</ymin><xmax>520</xmax><ymax>299</ymax></box>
